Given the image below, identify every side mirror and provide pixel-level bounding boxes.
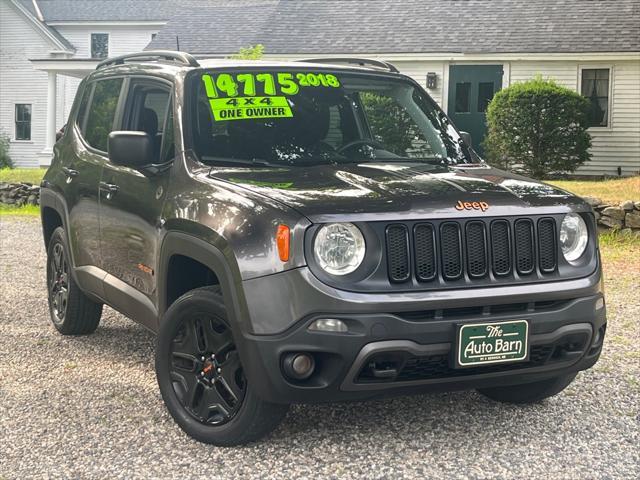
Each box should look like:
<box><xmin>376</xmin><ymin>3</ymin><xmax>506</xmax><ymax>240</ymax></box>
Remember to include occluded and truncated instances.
<box><xmin>459</xmin><ymin>131</ymin><xmax>472</xmax><ymax>147</ymax></box>
<box><xmin>108</xmin><ymin>131</ymin><xmax>154</xmax><ymax>168</ymax></box>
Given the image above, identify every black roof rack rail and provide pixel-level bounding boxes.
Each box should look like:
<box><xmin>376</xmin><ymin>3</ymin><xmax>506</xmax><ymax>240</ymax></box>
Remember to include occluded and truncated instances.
<box><xmin>296</xmin><ymin>57</ymin><xmax>399</xmax><ymax>73</ymax></box>
<box><xmin>96</xmin><ymin>50</ymin><xmax>200</xmax><ymax>70</ymax></box>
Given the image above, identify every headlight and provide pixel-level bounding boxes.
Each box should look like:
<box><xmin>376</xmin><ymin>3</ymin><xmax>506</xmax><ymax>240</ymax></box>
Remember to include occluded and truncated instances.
<box><xmin>560</xmin><ymin>213</ymin><xmax>588</xmax><ymax>262</ymax></box>
<box><xmin>313</xmin><ymin>223</ymin><xmax>366</xmax><ymax>275</ymax></box>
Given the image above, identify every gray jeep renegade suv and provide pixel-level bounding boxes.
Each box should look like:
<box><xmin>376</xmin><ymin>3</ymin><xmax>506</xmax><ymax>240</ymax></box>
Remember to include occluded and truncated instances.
<box><xmin>40</xmin><ymin>51</ymin><xmax>606</xmax><ymax>445</ymax></box>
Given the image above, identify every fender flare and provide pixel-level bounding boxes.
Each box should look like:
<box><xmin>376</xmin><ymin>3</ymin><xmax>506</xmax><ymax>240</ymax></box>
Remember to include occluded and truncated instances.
<box><xmin>157</xmin><ymin>231</ymin><xmax>251</xmax><ymax>335</ymax></box>
<box><xmin>39</xmin><ymin>187</ymin><xmax>76</xmax><ymax>269</ymax></box>
<box><xmin>39</xmin><ymin>187</ymin><xmax>69</xmax><ymax>244</ymax></box>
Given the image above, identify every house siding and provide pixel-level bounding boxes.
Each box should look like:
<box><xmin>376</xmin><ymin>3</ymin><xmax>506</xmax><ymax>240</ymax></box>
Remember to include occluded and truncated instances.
<box><xmin>393</xmin><ymin>60</ymin><xmax>447</xmax><ymax>107</ymax></box>
<box><xmin>509</xmin><ymin>59</ymin><xmax>640</xmax><ymax>176</ymax></box>
<box><xmin>0</xmin><ymin>0</ymin><xmax>57</xmax><ymax>167</ymax></box>
<box><xmin>53</xmin><ymin>25</ymin><xmax>161</xmax><ymax>58</ymax></box>
<box><xmin>389</xmin><ymin>58</ymin><xmax>639</xmax><ymax>176</ymax></box>
<box><xmin>0</xmin><ymin>16</ymin><xmax>162</xmax><ymax>168</ymax></box>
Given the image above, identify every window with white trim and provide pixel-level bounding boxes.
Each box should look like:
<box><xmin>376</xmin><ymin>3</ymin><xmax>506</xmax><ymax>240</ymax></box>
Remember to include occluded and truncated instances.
<box><xmin>15</xmin><ymin>104</ymin><xmax>32</xmax><ymax>140</ymax></box>
<box><xmin>581</xmin><ymin>68</ymin><xmax>610</xmax><ymax>127</ymax></box>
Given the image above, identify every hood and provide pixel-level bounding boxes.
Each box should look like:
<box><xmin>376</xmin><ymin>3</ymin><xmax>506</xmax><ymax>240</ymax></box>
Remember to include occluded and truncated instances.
<box><xmin>208</xmin><ymin>162</ymin><xmax>589</xmax><ymax>222</ymax></box>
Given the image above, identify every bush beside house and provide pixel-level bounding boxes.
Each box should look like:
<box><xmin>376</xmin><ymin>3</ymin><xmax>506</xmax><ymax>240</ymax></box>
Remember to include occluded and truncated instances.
<box><xmin>0</xmin><ymin>131</ymin><xmax>13</xmax><ymax>169</ymax></box>
<box><xmin>484</xmin><ymin>77</ymin><xmax>592</xmax><ymax>179</ymax></box>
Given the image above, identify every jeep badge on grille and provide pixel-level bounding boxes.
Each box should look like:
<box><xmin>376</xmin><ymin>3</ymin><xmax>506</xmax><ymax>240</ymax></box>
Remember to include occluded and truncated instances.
<box><xmin>455</xmin><ymin>200</ymin><xmax>489</xmax><ymax>212</ymax></box>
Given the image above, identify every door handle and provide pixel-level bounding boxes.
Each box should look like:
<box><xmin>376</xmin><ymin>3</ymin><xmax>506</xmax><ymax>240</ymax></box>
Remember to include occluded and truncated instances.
<box><xmin>99</xmin><ymin>181</ymin><xmax>119</xmax><ymax>198</ymax></box>
<box><xmin>62</xmin><ymin>167</ymin><xmax>78</xmax><ymax>180</ymax></box>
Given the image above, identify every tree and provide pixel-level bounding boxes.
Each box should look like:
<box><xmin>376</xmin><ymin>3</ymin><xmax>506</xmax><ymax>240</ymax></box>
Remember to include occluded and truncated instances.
<box><xmin>230</xmin><ymin>44</ymin><xmax>265</xmax><ymax>60</ymax></box>
<box><xmin>483</xmin><ymin>76</ymin><xmax>592</xmax><ymax>178</ymax></box>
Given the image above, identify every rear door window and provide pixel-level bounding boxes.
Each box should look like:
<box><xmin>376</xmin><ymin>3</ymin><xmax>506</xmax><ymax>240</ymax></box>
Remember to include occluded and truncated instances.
<box><xmin>83</xmin><ymin>78</ymin><xmax>124</xmax><ymax>152</ymax></box>
<box><xmin>75</xmin><ymin>82</ymin><xmax>93</xmax><ymax>135</ymax></box>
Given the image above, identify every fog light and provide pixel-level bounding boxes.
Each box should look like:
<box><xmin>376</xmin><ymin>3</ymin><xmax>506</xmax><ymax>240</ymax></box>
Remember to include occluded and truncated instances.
<box><xmin>595</xmin><ymin>297</ymin><xmax>605</xmax><ymax>310</ymax></box>
<box><xmin>283</xmin><ymin>353</ymin><xmax>315</xmax><ymax>380</ymax></box>
<box><xmin>308</xmin><ymin>318</ymin><xmax>348</xmax><ymax>333</ymax></box>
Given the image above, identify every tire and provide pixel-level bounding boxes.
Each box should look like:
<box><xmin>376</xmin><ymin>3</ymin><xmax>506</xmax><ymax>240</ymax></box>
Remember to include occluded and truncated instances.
<box><xmin>46</xmin><ymin>227</ymin><xmax>103</xmax><ymax>335</ymax></box>
<box><xmin>155</xmin><ymin>286</ymin><xmax>289</xmax><ymax>446</ymax></box>
<box><xmin>477</xmin><ymin>373</ymin><xmax>578</xmax><ymax>404</ymax></box>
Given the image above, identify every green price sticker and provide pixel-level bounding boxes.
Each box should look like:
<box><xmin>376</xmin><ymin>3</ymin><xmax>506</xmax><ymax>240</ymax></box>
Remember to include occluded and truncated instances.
<box><xmin>209</xmin><ymin>96</ymin><xmax>293</xmax><ymax>121</ymax></box>
<box><xmin>202</xmin><ymin>72</ymin><xmax>340</xmax><ymax>121</ymax></box>
<box><xmin>202</xmin><ymin>72</ymin><xmax>340</xmax><ymax>98</ymax></box>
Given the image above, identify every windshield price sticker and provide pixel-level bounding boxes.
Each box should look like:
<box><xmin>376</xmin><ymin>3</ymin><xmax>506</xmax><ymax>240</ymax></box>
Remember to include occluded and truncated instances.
<box><xmin>203</xmin><ymin>72</ymin><xmax>341</xmax><ymax>99</ymax></box>
<box><xmin>202</xmin><ymin>72</ymin><xmax>340</xmax><ymax>121</ymax></box>
<box><xmin>209</xmin><ymin>96</ymin><xmax>293</xmax><ymax>121</ymax></box>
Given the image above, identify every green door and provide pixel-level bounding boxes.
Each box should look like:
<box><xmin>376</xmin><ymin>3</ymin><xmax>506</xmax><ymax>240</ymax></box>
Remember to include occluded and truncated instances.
<box><xmin>447</xmin><ymin>65</ymin><xmax>503</xmax><ymax>154</ymax></box>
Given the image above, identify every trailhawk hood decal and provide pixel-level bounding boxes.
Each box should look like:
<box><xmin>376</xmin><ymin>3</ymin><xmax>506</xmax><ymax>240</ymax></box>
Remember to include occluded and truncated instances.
<box><xmin>208</xmin><ymin>163</ymin><xmax>588</xmax><ymax>222</ymax></box>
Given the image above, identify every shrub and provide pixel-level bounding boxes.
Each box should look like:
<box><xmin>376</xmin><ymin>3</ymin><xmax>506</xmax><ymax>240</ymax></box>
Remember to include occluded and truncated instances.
<box><xmin>230</xmin><ymin>44</ymin><xmax>264</xmax><ymax>60</ymax></box>
<box><xmin>483</xmin><ymin>76</ymin><xmax>592</xmax><ymax>179</ymax></box>
<box><xmin>0</xmin><ymin>130</ymin><xmax>13</xmax><ymax>169</ymax></box>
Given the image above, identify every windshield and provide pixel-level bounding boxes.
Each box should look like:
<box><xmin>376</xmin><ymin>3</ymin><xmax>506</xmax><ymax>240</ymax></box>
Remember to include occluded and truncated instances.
<box><xmin>189</xmin><ymin>69</ymin><xmax>477</xmax><ymax>167</ymax></box>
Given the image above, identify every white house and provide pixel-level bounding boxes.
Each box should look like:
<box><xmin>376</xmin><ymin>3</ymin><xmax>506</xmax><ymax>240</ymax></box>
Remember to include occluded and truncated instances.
<box><xmin>0</xmin><ymin>0</ymin><xmax>174</xmax><ymax>167</ymax></box>
<box><xmin>1</xmin><ymin>0</ymin><xmax>639</xmax><ymax>176</ymax></box>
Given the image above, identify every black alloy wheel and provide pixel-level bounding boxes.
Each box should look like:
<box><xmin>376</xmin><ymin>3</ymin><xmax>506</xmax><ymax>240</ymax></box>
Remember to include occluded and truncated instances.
<box><xmin>46</xmin><ymin>227</ymin><xmax>102</xmax><ymax>335</ymax></box>
<box><xmin>48</xmin><ymin>241</ymin><xmax>69</xmax><ymax>323</ymax></box>
<box><xmin>156</xmin><ymin>286</ymin><xmax>289</xmax><ymax>445</ymax></box>
<box><xmin>169</xmin><ymin>315</ymin><xmax>247</xmax><ymax>425</ymax></box>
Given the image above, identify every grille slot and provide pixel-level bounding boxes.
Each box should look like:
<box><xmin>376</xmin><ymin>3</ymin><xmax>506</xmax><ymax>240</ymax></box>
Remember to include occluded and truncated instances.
<box><xmin>538</xmin><ymin>218</ymin><xmax>557</xmax><ymax>273</ymax></box>
<box><xmin>440</xmin><ymin>222</ymin><xmax>463</xmax><ymax>280</ymax></box>
<box><xmin>414</xmin><ymin>224</ymin><xmax>436</xmax><ymax>281</ymax></box>
<box><xmin>514</xmin><ymin>219</ymin><xmax>535</xmax><ymax>275</ymax></box>
<box><xmin>465</xmin><ymin>221</ymin><xmax>488</xmax><ymax>278</ymax></box>
<box><xmin>386</xmin><ymin>224</ymin><xmax>410</xmax><ymax>283</ymax></box>
<box><xmin>490</xmin><ymin>220</ymin><xmax>512</xmax><ymax>276</ymax></box>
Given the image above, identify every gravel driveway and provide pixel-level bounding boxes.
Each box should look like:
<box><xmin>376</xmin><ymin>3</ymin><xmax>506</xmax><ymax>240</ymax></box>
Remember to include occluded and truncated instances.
<box><xmin>1</xmin><ymin>217</ymin><xmax>638</xmax><ymax>480</ymax></box>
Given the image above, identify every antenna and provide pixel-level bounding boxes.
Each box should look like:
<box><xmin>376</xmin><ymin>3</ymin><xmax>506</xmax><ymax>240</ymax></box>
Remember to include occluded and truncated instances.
<box><xmin>176</xmin><ymin>36</ymin><xmax>180</xmax><ymax>51</ymax></box>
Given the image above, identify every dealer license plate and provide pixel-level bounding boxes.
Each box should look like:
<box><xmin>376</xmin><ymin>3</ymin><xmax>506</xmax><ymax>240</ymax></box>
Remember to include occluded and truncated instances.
<box><xmin>457</xmin><ymin>320</ymin><xmax>529</xmax><ymax>367</ymax></box>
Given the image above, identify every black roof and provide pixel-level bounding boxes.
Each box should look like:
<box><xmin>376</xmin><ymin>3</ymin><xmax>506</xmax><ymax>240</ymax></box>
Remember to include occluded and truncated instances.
<box><xmin>147</xmin><ymin>0</ymin><xmax>640</xmax><ymax>55</ymax></box>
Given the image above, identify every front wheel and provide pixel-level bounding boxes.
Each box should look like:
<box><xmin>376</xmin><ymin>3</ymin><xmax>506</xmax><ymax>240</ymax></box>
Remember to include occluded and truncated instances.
<box><xmin>46</xmin><ymin>227</ymin><xmax>102</xmax><ymax>335</ymax></box>
<box><xmin>155</xmin><ymin>286</ymin><xmax>289</xmax><ymax>446</ymax></box>
<box><xmin>477</xmin><ymin>373</ymin><xmax>577</xmax><ymax>404</ymax></box>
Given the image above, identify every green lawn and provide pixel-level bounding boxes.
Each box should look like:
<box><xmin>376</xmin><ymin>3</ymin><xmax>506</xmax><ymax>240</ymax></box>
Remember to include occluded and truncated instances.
<box><xmin>0</xmin><ymin>204</ymin><xmax>40</xmax><ymax>217</ymax></box>
<box><xmin>548</xmin><ymin>177</ymin><xmax>639</xmax><ymax>205</ymax></box>
<box><xmin>0</xmin><ymin>168</ymin><xmax>47</xmax><ymax>185</ymax></box>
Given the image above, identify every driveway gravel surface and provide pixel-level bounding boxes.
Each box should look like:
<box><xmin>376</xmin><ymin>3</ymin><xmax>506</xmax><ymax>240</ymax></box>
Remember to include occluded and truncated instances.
<box><xmin>1</xmin><ymin>217</ymin><xmax>638</xmax><ymax>479</ymax></box>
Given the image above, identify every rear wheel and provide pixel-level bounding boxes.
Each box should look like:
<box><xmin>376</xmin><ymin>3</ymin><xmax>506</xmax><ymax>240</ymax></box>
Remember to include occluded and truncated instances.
<box><xmin>477</xmin><ymin>373</ymin><xmax>577</xmax><ymax>404</ymax></box>
<box><xmin>46</xmin><ymin>227</ymin><xmax>102</xmax><ymax>335</ymax></box>
<box><xmin>155</xmin><ymin>286</ymin><xmax>289</xmax><ymax>446</ymax></box>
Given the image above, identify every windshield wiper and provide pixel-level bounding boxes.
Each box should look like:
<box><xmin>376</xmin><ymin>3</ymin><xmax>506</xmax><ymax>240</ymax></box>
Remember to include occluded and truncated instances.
<box><xmin>336</xmin><ymin>157</ymin><xmax>446</xmax><ymax>165</ymax></box>
<box><xmin>203</xmin><ymin>157</ymin><xmax>287</xmax><ymax>168</ymax></box>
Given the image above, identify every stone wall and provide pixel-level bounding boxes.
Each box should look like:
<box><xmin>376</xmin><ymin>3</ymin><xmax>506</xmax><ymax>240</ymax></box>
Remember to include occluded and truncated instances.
<box><xmin>0</xmin><ymin>182</ymin><xmax>40</xmax><ymax>206</ymax></box>
<box><xmin>583</xmin><ymin>197</ymin><xmax>640</xmax><ymax>232</ymax></box>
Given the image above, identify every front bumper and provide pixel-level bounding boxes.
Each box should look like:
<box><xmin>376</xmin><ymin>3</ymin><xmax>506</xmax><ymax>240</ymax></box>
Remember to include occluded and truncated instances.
<box><xmin>236</xmin><ymin>267</ymin><xmax>606</xmax><ymax>404</ymax></box>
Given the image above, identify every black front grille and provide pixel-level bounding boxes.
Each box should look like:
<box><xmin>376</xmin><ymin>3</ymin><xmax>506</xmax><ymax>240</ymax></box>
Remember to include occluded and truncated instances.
<box><xmin>440</xmin><ymin>222</ymin><xmax>462</xmax><ymax>280</ymax></box>
<box><xmin>386</xmin><ymin>224</ymin><xmax>410</xmax><ymax>283</ymax></box>
<box><xmin>514</xmin><ymin>219</ymin><xmax>535</xmax><ymax>275</ymax></box>
<box><xmin>466</xmin><ymin>221</ymin><xmax>488</xmax><ymax>278</ymax></box>
<box><xmin>414</xmin><ymin>224</ymin><xmax>436</xmax><ymax>281</ymax></box>
<box><xmin>538</xmin><ymin>218</ymin><xmax>557</xmax><ymax>273</ymax></box>
<box><xmin>394</xmin><ymin>345</ymin><xmax>554</xmax><ymax>382</ymax></box>
<box><xmin>356</xmin><ymin>328</ymin><xmax>591</xmax><ymax>384</ymax></box>
<box><xmin>490</xmin><ymin>220</ymin><xmax>511</xmax><ymax>276</ymax></box>
<box><xmin>384</xmin><ymin>216</ymin><xmax>561</xmax><ymax>286</ymax></box>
